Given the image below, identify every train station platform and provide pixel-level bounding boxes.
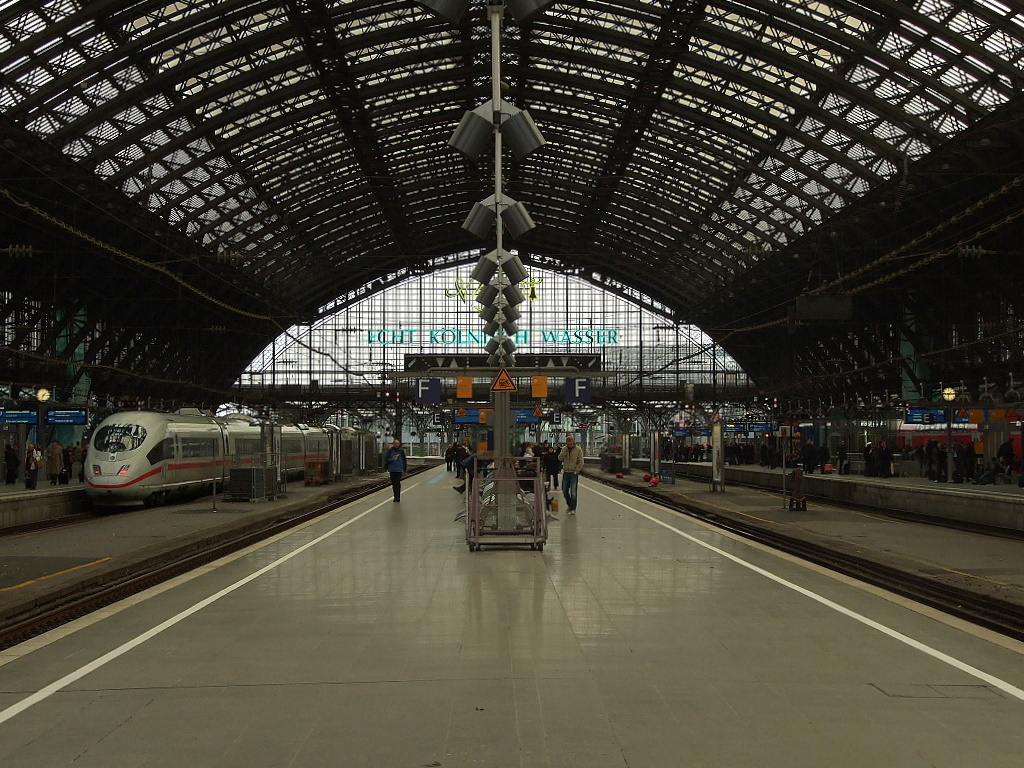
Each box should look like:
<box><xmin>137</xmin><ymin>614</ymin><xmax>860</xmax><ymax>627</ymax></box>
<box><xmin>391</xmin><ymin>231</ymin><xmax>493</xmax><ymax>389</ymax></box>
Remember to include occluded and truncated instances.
<box><xmin>631</xmin><ymin>461</ymin><xmax>1024</xmax><ymax>534</ymax></box>
<box><xmin>581</xmin><ymin>466</ymin><xmax>1024</xmax><ymax>611</ymax></box>
<box><xmin>1</xmin><ymin>465</ymin><xmax>1023</xmax><ymax>767</ymax></box>
<box><xmin>0</xmin><ymin>469</ymin><xmax>423</xmax><ymax>633</ymax></box>
<box><xmin>0</xmin><ymin>481</ymin><xmax>88</xmax><ymax>531</ymax></box>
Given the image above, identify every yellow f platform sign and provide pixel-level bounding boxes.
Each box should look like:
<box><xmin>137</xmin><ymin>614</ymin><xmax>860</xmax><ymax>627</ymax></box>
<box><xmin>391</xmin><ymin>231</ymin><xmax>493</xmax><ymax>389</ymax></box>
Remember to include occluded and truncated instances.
<box><xmin>491</xmin><ymin>368</ymin><xmax>518</xmax><ymax>393</ymax></box>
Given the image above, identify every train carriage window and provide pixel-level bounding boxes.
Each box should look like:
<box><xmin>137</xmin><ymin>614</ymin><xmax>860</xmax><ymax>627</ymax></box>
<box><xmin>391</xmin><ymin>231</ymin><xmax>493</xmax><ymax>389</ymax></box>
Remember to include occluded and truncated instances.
<box><xmin>235</xmin><ymin>438</ymin><xmax>261</xmax><ymax>458</ymax></box>
<box><xmin>180</xmin><ymin>438</ymin><xmax>216</xmax><ymax>459</ymax></box>
<box><xmin>146</xmin><ymin>437</ymin><xmax>175</xmax><ymax>465</ymax></box>
<box><xmin>93</xmin><ymin>424</ymin><xmax>147</xmax><ymax>452</ymax></box>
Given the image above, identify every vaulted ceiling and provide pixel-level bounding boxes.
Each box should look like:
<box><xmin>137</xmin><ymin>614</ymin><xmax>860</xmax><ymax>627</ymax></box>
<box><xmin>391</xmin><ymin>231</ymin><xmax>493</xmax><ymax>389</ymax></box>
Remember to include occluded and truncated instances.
<box><xmin>2</xmin><ymin>0</ymin><xmax>1023</xmax><ymax>403</ymax></box>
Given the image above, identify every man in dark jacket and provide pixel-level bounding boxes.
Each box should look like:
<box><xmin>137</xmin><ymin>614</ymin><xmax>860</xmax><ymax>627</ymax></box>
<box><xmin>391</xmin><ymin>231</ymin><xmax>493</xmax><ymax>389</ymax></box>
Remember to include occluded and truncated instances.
<box><xmin>802</xmin><ymin>440</ymin><xmax>816</xmax><ymax>474</ymax></box>
<box><xmin>384</xmin><ymin>439</ymin><xmax>408</xmax><ymax>502</ymax></box>
<box><xmin>4</xmin><ymin>444</ymin><xmax>18</xmax><ymax>484</ymax></box>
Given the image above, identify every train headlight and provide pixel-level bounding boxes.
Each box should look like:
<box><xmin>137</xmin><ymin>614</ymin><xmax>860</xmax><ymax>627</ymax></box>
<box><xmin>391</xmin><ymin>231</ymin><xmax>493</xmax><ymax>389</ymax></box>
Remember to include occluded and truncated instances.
<box><xmin>118</xmin><ymin>464</ymin><xmax>131</xmax><ymax>476</ymax></box>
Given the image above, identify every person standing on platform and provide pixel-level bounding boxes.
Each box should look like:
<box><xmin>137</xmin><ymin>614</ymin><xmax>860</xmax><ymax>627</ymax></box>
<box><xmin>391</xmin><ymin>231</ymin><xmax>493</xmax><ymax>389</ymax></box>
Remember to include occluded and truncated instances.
<box><xmin>24</xmin><ymin>443</ymin><xmax>41</xmax><ymax>490</ymax></box>
<box><xmin>4</xmin><ymin>444</ymin><xmax>18</xmax><ymax>484</ymax></box>
<box><xmin>836</xmin><ymin>440</ymin><xmax>848</xmax><ymax>475</ymax></box>
<box><xmin>558</xmin><ymin>434</ymin><xmax>584</xmax><ymax>515</ymax></box>
<box><xmin>45</xmin><ymin>439</ymin><xmax>63</xmax><ymax>485</ymax></box>
<box><xmin>997</xmin><ymin>438</ymin><xmax>1014</xmax><ymax>480</ymax></box>
<box><xmin>384</xmin><ymin>438</ymin><xmax>407</xmax><ymax>502</ymax></box>
<box><xmin>802</xmin><ymin>439</ymin><xmax>816</xmax><ymax>474</ymax></box>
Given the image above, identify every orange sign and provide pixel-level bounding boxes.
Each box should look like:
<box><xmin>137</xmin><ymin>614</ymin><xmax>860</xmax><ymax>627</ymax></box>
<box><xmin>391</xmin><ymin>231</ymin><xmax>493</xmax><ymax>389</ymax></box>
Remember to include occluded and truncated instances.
<box><xmin>455</xmin><ymin>407</ymin><xmax>468</xmax><ymax>418</ymax></box>
<box><xmin>531</xmin><ymin>375</ymin><xmax>548</xmax><ymax>398</ymax></box>
<box><xmin>533</xmin><ymin>406</ymin><xmax>545</xmax><ymax>417</ymax></box>
<box><xmin>456</xmin><ymin>376</ymin><xmax>473</xmax><ymax>399</ymax></box>
<box><xmin>491</xmin><ymin>368</ymin><xmax>518</xmax><ymax>392</ymax></box>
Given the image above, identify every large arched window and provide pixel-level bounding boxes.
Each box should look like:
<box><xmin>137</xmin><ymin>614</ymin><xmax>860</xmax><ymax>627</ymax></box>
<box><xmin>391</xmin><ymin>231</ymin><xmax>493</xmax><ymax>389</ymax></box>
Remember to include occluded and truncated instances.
<box><xmin>240</xmin><ymin>265</ymin><xmax>749</xmax><ymax>400</ymax></box>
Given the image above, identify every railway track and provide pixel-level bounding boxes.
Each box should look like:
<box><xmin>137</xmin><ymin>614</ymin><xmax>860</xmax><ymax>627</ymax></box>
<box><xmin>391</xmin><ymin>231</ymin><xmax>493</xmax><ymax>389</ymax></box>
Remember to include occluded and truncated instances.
<box><xmin>597</xmin><ymin>477</ymin><xmax>1024</xmax><ymax>644</ymax></box>
<box><xmin>0</xmin><ymin>467</ymin><xmax>433</xmax><ymax>650</ymax></box>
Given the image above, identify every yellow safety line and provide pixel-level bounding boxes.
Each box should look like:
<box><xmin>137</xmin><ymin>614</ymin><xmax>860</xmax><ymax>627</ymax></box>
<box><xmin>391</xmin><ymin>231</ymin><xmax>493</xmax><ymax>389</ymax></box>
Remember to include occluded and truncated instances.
<box><xmin>0</xmin><ymin>557</ymin><xmax>111</xmax><ymax>592</ymax></box>
<box><xmin>888</xmin><ymin>553</ymin><xmax>1017</xmax><ymax>589</ymax></box>
<box><xmin>747</xmin><ymin>486</ymin><xmax>900</xmax><ymax>523</ymax></box>
<box><xmin>672</xmin><ymin>492</ymin><xmax>777</xmax><ymax>524</ymax></box>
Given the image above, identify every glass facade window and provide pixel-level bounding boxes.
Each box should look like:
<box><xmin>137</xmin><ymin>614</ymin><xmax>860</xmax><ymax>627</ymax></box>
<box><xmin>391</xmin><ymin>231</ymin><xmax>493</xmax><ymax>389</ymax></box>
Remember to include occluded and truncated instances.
<box><xmin>240</xmin><ymin>265</ymin><xmax>749</xmax><ymax>400</ymax></box>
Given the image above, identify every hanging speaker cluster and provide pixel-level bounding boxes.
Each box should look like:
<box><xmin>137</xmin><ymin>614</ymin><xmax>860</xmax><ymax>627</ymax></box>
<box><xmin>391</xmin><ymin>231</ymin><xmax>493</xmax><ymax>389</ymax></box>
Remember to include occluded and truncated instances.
<box><xmin>453</xmin><ymin>98</ymin><xmax>544</xmax><ymax>367</ymax></box>
<box><xmin>450</xmin><ymin>100</ymin><xmax>546</xmax><ymax>162</ymax></box>
<box><xmin>418</xmin><ymin>0</ymin><xmax>554</xmax><ymax>369</ymax></box>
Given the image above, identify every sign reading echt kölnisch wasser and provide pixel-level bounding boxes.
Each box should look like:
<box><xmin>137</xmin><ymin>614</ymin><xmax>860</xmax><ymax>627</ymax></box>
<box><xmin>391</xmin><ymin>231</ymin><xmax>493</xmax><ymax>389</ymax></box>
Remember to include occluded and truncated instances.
<box><xmin>365</xmin><ymin>328</ymin><xmax>621</xmax><ymax>346</ymax></box>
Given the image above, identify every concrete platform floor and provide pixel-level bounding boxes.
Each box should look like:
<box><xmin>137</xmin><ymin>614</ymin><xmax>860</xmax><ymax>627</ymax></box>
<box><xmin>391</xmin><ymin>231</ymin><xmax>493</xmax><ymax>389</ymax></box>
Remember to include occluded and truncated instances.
<box><xmin>1</xmin><ymin>466</ymin><xmax>1023</xmax><ymax>767</ymax></box>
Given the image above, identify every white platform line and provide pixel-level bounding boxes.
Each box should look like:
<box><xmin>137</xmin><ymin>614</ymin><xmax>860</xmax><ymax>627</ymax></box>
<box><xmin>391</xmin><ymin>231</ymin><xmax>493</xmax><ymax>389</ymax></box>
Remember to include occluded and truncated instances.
<box><xmin>588</xmin><ymin>485</ymin><xmax>1024</xmax><ymax>703</ymax></box>
<box><xmin>0</xmin><ymin>485</ymin><xmax>416</xmax><ymax>726</ymax></box>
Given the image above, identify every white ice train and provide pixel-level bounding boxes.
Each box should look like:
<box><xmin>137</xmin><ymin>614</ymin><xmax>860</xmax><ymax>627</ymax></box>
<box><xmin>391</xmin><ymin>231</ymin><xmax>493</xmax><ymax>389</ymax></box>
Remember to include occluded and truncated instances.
<box><xmin>85</xmin><ymin>409</ymin><xmax>377</xmax><ymax>508</ymax></box>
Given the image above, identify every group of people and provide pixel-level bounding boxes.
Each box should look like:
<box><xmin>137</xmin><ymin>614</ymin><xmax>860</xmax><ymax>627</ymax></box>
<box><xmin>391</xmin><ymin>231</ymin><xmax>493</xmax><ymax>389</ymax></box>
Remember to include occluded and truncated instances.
<box><xmin>3</xmin><ymin>439</ymin><xmax>84</xmax><ymax>490</ymax></box>
<box><xmin>911</xmin><ymin>438</ymin><xmax>1018</xmax><ymax>485</ymax></box>
<box><xmin>443</xmin><ymin>435</ymin><xmax>585</xmax><ymax>516</ymax></box>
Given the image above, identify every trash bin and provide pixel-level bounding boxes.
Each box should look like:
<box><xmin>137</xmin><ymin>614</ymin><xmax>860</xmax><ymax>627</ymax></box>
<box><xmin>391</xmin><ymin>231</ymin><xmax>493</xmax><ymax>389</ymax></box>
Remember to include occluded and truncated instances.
<box><xmin>304</xmin><ymin>459</ymin><xmax>330</xmax><ymax>485</ymax></box>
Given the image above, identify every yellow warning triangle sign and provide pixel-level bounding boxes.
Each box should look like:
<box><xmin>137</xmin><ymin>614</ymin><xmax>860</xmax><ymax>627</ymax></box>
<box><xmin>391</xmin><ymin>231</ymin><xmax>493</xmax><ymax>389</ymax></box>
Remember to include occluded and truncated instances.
<box><xmin>455</xmin><ymin>407</ymin><xmax>468</xmax><ymax>417</ymax></box>
<box><xmin>532</xmin><ymin>406</ymin><xmax>544</xmax><ymax>417</ymax></box>
<box><xmin>491</xmin><ymin>368</ymin><xmax>518</xmax><ymax>392</ymax></box>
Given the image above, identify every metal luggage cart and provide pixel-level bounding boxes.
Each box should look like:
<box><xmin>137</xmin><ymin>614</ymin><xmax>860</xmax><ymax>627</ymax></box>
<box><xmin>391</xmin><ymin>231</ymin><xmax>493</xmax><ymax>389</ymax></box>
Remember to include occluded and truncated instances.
<box><xmin>466</xmin><ymin>456</ymin><xmax>547</xmax><ymax>551</ymax></box>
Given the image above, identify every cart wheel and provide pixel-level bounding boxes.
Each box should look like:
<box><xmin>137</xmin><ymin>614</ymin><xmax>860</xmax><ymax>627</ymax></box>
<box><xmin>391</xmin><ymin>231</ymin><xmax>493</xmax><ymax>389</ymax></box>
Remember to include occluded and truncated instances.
<box><xmin>536</xmin><ymin>542</ymin><xmax>544</xmax><ymax>552</ymax></box>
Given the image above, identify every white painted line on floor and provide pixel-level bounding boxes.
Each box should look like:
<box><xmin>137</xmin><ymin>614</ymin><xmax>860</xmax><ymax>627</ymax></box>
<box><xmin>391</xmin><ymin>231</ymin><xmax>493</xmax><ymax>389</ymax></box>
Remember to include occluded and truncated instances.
<box><xmin>588</xmin><ymin>485</ymin><xmax>1024</xmax><ymax>703</ymax></box>
<box><xmin>0</xmin><ymin>485</ymin><xmax>416</xmax><ymax>726</ymax></box>
<box><xmin>427</xmin><ymin>468</ymin><xmax>453</xmax><ymax>484</ymax></box>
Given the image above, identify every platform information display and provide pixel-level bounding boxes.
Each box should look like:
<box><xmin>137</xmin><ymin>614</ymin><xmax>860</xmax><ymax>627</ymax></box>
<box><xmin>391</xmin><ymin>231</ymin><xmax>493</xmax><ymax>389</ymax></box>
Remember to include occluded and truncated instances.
<box><xmin>904</xmin><ymin>408</ymin><xmax>969</xmax><ymax>424</ymax></box>
<box><xmin>453</xmin><ymin>408</ymin><xmax>541</xmax><ymax>425</ymax></box>
<box><xmin>0</xmin><ymin>409</ymin><xmax>38</xmax><ymax>424</ymax></box>
<box><xmin>46</xmin><ymin>408</ymin><xmax>89</xmax><ymax>425</ymax></box>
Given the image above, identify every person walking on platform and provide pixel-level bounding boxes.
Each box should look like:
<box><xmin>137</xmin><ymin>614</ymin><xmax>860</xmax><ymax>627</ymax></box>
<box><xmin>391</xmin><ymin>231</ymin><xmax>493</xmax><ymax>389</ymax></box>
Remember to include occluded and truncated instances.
<box><xmin>384</xmin><ymin>438</ymin><xmax>407</xmax><ymax>502</ymax></box>
<box><xmin>4</xmin><ymin>444</ymin><xmax>18</xmax><ymax>484</ymax></box>
<box><xmin>452</xmin><ymin>441</ymin><xmax>470</xmax><ymax>482</ymax></box>
<box><xmin>558</xmin><ymin>434</ymin><xmax>584</xmax><ymax>515</ymax></box>
<box><xmin>542</xmin><ymin>444</ymin><xmax>561</xmax><ymax>491</ymax></box>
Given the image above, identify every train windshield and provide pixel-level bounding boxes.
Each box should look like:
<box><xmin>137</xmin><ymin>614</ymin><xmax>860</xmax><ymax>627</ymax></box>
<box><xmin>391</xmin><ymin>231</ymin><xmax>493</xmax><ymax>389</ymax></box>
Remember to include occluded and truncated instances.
<box><xmin>92</xmin><ymin>423</ymin><xmax>148</xmax><ymax>453</ymax></box>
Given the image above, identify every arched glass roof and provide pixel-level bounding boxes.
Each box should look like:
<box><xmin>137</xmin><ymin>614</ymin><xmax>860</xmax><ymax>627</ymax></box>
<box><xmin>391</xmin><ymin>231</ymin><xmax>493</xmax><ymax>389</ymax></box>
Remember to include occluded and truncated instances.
<box><xmin>2</xmin><ymin>0</ymin><xmax>1024</xmax><ymax>401</ymax></box>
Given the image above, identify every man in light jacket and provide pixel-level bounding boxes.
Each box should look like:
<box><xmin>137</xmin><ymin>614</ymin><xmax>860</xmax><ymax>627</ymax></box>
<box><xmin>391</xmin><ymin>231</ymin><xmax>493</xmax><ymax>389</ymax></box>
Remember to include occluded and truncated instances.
<box><xmin>557</xmin><ymin>434</ymin><xmax>584</xmax><ymax>515</ymax></box>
